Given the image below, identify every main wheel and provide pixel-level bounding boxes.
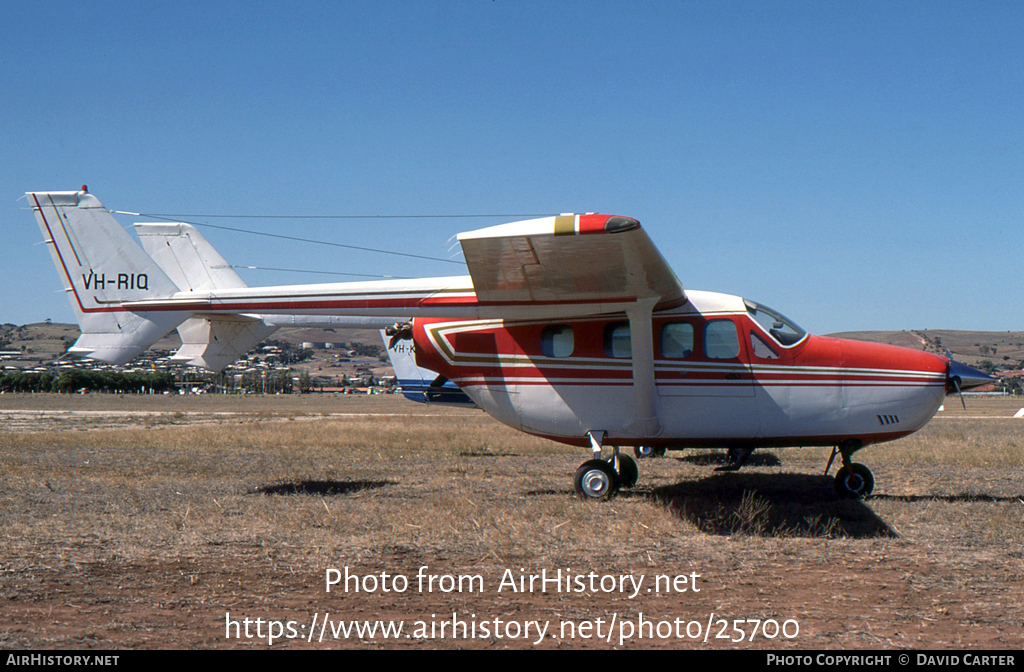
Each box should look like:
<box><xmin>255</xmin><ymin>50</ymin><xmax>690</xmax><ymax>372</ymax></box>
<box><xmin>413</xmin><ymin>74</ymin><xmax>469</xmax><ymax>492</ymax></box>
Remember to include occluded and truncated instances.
<box><xmin>834</xmin><ymin>463</ymin><xmax>874</xmax><ymax>498</ymax></box>
<box><xmin>609</xmin><ymin>454</ymin><xmax>639</xmax><ymax>488</ymax></box>
<box><xmin>574</xmin><ymin>459</ymin><xmax>619</xmax><ymax>500</ymax></box>
<box><xmin>634</xmin><ymin>445</ymin><xmax>667</xmax><ymax>459</ymax></box>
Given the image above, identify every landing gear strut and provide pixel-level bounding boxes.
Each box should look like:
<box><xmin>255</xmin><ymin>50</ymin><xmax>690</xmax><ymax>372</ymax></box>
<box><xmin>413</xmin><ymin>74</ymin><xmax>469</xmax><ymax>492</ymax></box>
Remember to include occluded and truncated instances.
<box><xmin>827</xmin><ymin>439</ymin><xmax>874</xmax><ymax>498</ymax></box>
<box><xmin>573</xmin><ymin>432</ymin><xmax>639</xmax><ymax>500</ymax></box>
<box><xmin>715</xmin><ymin>446</ymin><xmax>754</xmax><ymax>472</ymax></box>
<box><xmin>610</xmin><ymin>453</ymin><xmax>639</xmax><ymax>488</ymax></box>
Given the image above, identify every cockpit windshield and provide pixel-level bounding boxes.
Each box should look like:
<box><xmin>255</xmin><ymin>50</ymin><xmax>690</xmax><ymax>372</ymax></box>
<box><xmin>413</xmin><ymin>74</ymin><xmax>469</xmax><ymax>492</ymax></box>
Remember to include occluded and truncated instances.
<box><xmin>744</xmin><ymin>299</ymin><xmax>807</xmax><ymax>347</ymax></box>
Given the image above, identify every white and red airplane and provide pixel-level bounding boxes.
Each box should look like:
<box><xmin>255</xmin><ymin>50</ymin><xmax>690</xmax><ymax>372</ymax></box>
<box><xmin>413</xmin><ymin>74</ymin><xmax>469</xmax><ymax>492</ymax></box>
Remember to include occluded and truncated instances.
<box><xmin>27</xmin><ymin>187</ymin><xmax>992</xmax><ymax>500</ymax></box>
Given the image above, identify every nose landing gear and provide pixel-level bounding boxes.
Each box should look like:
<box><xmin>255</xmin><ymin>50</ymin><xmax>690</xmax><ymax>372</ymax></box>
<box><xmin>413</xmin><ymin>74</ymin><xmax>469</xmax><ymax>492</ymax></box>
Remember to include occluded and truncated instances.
<box><xmin>826</xmin><ymin>439</ymin><xmax>875</xmax><ymax>498</ymax></box>
<box><xmin>715</xmin><ymin>446</ymin><xmax>754</xmax><ymax>472</ymax></box>
<box><xmin>834</xmin><ymin>462</ymin><xmax>875</xmax><ymax>499</ymax></box>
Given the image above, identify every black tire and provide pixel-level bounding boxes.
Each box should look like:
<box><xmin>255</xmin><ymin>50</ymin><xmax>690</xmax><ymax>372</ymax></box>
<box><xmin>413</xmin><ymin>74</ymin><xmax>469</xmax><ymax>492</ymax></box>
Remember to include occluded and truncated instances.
<box><xmin>634</xmin><ymin>445</ymin><xmax>667</xmax><ymax>459</ymax></box>
<box><xmin>609</xmin><ymin>454</ymin><xmax>639</xmax><ymax>488</ymax></box>
<box><xmin>573</xmin><ymin>459</ymin><xmax>619</xmax><ymax>500</ymax></box>
<box><xmin>834</xmin><ymin>463</ymin><xmax>875</xmax><ymax>498</ymax></box>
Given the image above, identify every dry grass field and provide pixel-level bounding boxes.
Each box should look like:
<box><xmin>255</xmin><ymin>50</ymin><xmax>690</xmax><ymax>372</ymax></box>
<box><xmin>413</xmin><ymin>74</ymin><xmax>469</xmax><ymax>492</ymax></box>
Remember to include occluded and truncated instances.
<box><xmin>0</xmin><ymin>393</ymin><xmax>1022</xmax><ymax>650</ymax></box>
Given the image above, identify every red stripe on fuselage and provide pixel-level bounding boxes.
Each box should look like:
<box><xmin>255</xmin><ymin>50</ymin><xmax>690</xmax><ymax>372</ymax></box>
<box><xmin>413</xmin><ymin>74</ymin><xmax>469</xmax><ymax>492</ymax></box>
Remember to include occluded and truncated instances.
<box><xmin>414</xmin><ymin>318</ymin><xmax>949</xmax><ymax>391</ymax></box>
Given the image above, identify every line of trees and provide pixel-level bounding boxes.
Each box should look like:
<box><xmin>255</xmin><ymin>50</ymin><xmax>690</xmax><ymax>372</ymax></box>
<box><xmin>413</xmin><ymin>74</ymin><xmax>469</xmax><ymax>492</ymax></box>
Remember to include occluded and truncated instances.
<box><xmin>237</xmin><ymin>369</ymin><xmax>295</xmax><ymax>394</ymax></box>
<box><xmin>0</xmin><ymin>370</ymin><xmax>177</xmax><ymax>394</ymax></box>
<box><xmin>1</xmin><ymin>366</ymin><xmax>393</xmax><ymax>395</ymax></box>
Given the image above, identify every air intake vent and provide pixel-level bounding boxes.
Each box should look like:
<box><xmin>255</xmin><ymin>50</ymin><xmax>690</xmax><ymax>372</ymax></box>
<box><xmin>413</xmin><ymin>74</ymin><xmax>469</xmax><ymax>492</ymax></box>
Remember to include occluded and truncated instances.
<box><xmin>877</xmin><ymin>414</ymin><xmax>900</xmax><ymax>426</ymax></box>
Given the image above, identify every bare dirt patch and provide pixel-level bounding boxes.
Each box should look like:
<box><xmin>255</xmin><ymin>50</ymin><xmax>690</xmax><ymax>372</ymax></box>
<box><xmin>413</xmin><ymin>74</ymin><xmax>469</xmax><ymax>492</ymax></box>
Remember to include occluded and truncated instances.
<box><xmin>0</xmin><ymin>394</ymin><xmax>1022</xmax><ymax>649</ymax></box>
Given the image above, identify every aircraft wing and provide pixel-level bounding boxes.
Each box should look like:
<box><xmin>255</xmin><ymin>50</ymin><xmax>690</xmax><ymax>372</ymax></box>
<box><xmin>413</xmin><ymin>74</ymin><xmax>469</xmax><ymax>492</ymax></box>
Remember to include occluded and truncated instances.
<box><xmin>126</xmin><ymin>214</ymin><xmax>686</xmax><ymax>320</ymax></box>
<box><xmin>458</xmin><ymin>214</ymin><xmax>685</xmax><ymax>310</ymax></box>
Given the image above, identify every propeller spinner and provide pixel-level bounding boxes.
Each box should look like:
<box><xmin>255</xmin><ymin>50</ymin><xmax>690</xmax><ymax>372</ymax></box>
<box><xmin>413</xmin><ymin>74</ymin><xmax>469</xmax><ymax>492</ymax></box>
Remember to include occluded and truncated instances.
<box><xmin>946</xmin><ymin>358</ymin><xmax>997</xmax><ymax>409</ymax></box>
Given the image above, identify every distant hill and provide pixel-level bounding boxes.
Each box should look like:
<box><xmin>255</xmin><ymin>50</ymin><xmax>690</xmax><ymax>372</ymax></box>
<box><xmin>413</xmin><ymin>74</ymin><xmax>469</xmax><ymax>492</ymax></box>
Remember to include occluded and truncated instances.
<box><xmin>826</xmin><ymin>329</ymin><xmax>1024</xmax><ymax>369</ymax></box>
<box><xmin>0</xmin><ymin>322</ymin><xmax>81</xmax><ymax>360</ymax></box>
<box><xmin>272</xmin><ymin>327</ymin><xmax>384</xmax><ymax>349</ymax></box>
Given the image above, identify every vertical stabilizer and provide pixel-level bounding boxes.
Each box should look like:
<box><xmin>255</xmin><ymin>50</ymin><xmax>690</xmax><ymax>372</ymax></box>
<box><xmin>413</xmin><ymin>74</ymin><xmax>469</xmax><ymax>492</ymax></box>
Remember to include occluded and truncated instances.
<box><xmin>135</xmin><ymin>222</ymin><xmax>248</xmax><ymax>292</ymax></box>
<box><xmin>135</xmin><ymin>220</ymin><xmax>276</xmax><ymax>370</ymax></box>
<box><xmin>380</xmin><ymin>329</ymin><xmax>474</xmax><ymax>405</ymax></box>
<box><xmin>28</xmin><ymin>189</ymin><xmax>188</xmax><ymax>364</ymax></box>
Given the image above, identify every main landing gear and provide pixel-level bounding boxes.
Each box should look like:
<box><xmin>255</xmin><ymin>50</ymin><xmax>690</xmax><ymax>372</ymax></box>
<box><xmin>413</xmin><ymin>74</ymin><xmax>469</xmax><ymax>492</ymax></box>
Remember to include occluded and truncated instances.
<box><xmin>826</xmin><ymin>439</ymin><xmax>874</xmax><ymax>498</ymax></box>
<box><xmin>574</xmin><ymin>432</ymin><xmax>639</xmax><ymax>500</ymax></box>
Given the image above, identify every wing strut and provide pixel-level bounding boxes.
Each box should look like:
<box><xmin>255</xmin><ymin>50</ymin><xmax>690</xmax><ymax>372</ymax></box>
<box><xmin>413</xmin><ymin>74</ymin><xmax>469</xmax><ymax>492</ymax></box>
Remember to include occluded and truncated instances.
<box><xmin>625</xmin><ymin>297</ymin><xmax>662</xmax><ymax>438</ymax></box>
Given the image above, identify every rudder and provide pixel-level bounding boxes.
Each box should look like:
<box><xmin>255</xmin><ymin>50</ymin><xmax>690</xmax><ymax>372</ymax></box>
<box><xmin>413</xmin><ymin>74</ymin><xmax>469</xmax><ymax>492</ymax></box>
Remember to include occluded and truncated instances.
<box><xmin>28</xmin><ymin>188</ymin><xmax>187</xmax><ymax>365</ymax></box>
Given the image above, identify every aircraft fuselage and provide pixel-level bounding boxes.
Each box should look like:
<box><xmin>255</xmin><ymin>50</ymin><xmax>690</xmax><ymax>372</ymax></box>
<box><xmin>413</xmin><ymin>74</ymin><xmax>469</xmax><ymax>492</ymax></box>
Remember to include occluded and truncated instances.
<box><xmin>414</xmin><ymin>290</ymin><xmax>948</xmax><ymax>450</ymax></box>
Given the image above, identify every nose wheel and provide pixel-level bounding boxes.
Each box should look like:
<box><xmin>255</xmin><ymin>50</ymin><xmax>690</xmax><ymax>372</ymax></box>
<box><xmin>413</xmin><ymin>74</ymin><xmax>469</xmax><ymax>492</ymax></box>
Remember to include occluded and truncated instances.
<box><xmin>834</xmin><ymin>463</ymin><xmax>874</xmax><ymax>498</ymax></box>
<box><xmin>827</xmin><ymin>439</ymin><xmax>875</xmax><ymax>498</ymax></box>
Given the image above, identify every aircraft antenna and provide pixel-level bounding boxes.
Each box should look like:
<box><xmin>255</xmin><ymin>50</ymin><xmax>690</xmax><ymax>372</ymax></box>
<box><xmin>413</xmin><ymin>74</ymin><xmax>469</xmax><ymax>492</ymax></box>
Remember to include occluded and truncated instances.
<box><xmin>112</xmin><ymin>211</ymin><xmax>469</xmax><ymax>264</ymax></box>
<box><xmin>121</xmin><ymin>211</ymin><xmax>552</xmax><ymax>220</ymax></box>
<box><xmin>227</xmin><ymin>264</ymin><xmax>407</xmax><ymax>279</ymax></box>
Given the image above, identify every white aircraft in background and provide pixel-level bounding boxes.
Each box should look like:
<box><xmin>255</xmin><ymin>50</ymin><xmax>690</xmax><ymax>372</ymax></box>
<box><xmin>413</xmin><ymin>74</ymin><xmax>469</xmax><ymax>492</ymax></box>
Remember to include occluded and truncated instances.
<box><xmin>28</xmin><ymin>188</ymin><xmax>992</xmax><ymax>500</ymax></box>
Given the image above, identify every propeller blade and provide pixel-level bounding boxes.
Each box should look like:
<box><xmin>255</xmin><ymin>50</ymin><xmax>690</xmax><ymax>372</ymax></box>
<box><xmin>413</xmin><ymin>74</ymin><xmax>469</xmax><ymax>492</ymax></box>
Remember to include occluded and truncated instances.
<box><xmin>946</xmin><ymin>358</ymin><xmax>996</xmax><ymax>410</ymax></box>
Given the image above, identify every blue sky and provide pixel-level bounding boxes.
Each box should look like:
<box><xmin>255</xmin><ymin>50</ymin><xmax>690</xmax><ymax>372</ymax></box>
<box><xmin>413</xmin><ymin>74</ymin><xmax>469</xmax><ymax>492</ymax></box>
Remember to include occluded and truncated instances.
<box><xmin>3</xmin><ymin>1</ymin><xmax>1021</xmax><ymax>334</ymax></box>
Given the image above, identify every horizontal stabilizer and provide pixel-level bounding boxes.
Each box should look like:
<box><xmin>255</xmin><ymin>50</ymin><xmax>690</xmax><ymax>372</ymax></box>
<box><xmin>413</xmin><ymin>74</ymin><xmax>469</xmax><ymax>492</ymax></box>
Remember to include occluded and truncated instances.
<box><xmin>172</xmin><ymin>315</ymin><xmax>278</xmax><ymax>371</ymax></box>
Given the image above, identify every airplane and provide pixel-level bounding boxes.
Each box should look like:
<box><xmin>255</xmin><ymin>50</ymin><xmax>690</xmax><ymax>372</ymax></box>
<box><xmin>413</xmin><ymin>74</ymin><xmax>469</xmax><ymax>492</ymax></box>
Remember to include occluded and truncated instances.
<box><xmin>27</xmin><ymin>187</ymin><xmax>993</xmax><ymax>500</ymax></box>
<box><xmin>378</xmin><ymin>329</ymin><xmax>475</xmax><ymax>406</ymax></box>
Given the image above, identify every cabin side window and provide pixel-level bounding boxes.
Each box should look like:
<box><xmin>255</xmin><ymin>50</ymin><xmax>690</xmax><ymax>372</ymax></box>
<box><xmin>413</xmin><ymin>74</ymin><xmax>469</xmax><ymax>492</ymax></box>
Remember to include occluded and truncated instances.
<box><xmin>660</xmin><ymin>322</ymin><xmax>694</xmax><ymax>359</ymax></box>
<box><xmin>750</xmin><ymin>332</ymin><xmax>780</xmax><ymax>360</ymax></box>
<box><xmin>604</xmin><ymin>322</ymin><xmax>631</xmax><ymax>358</ymax></box>
<box><xmin>541</xmin><ymin>325</ymin><xmax>574</xmax><ymax>358</ymax></box>
<box><xmin>705</xmin><ymin>319</ymin><xmax>740</xmax><ymax>359</ymax></box>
